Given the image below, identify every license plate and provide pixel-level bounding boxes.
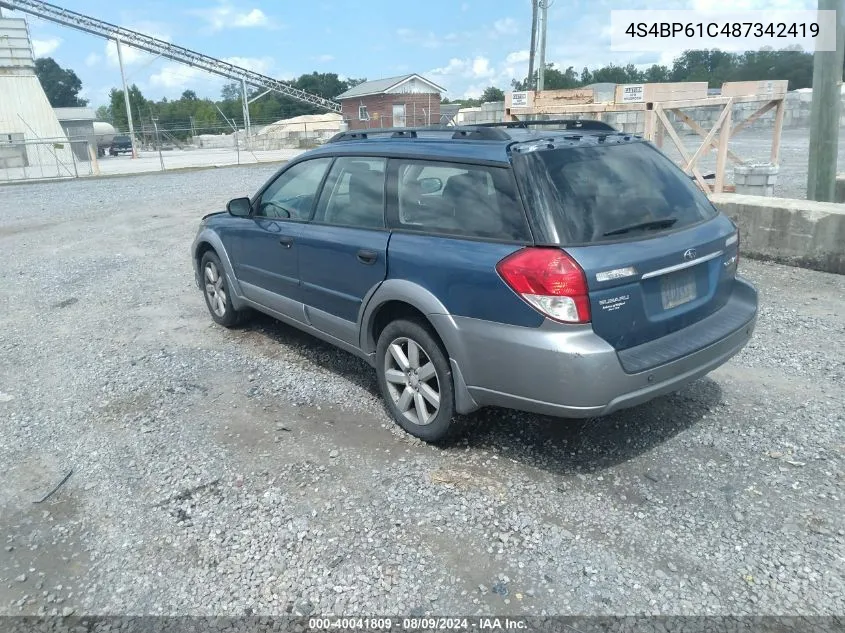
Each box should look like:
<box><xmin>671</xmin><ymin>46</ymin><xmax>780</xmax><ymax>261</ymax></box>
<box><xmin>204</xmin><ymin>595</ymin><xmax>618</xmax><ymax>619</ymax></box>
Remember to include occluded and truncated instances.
<box><xmin>660</xmin><ymin>270</ymin><xmax>697</xmax><ymax>309</ymax></box>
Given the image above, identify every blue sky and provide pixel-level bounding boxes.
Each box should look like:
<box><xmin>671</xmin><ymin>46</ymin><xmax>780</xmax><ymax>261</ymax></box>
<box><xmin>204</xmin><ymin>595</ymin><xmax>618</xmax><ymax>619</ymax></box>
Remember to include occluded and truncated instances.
<box><xmin>5</xmin><ymin>0</ymin><xmax>814</xmax><ymax>107</ymax></box>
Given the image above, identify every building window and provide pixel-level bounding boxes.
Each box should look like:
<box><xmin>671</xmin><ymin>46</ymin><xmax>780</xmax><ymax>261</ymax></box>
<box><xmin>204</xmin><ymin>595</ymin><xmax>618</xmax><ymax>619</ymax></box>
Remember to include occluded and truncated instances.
<box><xmin>358</xmin><ymin>105</ymin><xmax>369</xmax><ymax>121</ymax></box>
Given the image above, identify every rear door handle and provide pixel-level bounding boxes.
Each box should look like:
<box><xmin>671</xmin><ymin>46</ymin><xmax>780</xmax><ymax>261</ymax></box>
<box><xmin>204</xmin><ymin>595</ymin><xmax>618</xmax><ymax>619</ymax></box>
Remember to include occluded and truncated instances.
<box><xmin>279</xmin><ymin>236</ymin><xmax>294</xmax><ymax>248</ymax></box>
<box><xmin>357</xmin><ymin>249</ymin><xmax>378</xmax><ymax>265</ymax></box>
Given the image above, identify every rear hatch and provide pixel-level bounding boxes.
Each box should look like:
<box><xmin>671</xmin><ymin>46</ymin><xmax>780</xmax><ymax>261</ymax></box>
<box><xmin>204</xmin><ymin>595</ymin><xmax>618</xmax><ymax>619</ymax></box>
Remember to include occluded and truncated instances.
<box><xmin>512</xmin><ymin>137</ymin><xmax>740</xmax><ymax>352</ymax></box>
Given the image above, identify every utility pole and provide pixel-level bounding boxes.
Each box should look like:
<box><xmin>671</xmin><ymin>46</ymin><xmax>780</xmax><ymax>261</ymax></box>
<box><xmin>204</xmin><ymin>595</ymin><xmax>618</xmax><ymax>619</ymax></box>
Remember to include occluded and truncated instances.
<box><xmin>151</xmin><ymin>117</ymin><xmax>165</xmax><ymax>171</ymax></box>
<box><xmin>528</xmin><ymin>0</ymin><xmax>538</xmax><ymax>90</ymax></box>
<box><xmin>241</xmin><ymin>79</ymin><xmax>251</xmax><ymax>150</ymax></box>
<box><xmin>807</xmin><ymin>0</ymin><xmax>845</xmax><ymax>201</ymax></box>
<box><xmin>536</xmin><ymin>0</ymin><xmax>549</xmax><ymax>91</ymax></box>
<box><xmin>115</xmin><ymin>38</ymin><xmax>138</xmax><ymax>159</ymax></box>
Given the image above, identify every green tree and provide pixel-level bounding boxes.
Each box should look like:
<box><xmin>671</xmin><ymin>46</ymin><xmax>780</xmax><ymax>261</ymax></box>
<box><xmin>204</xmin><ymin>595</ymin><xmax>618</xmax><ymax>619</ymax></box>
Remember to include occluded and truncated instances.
<box><xmin>512</xmin><ymin>64</ymin><xmax>579</xmax><ymax>91</ymax></box>
<box><xmin>293</xmin><ymin>72</ymin><xmax>349</xmax><ymax>99</ymax></box>
<box><xmin>34</xmin><ymin>57</ymin><xmax>88</xmax><ymax>107</ymax></box>
<box><xmin>95</xmin><ymin>105</ymin><xmax>112</xmax><ymax>123</ymax></box>
<box><xmin>589</xmin><ymin>63</ymin><xmax>642</xmax><ymax>84</ymax></box>
<box><xmin>669</xmin><ymin>49</ymin><xmax>736</xmax><ymax>85</ymax></box>
<box><xmin>508</xmin><ymin>47</ymin><xmax>812</xmax><ymax>93</ymax></box>
<box><xmin>345</xmin><ymin>77</ymin><xmax>367</xmax><ymax>88</ymax></box>
<box><xmin>109</xmin><ymin>84</ymin><xmax>148</xmax><ymax>133</ymax></box>
<box><xmin>481</xmin><ymin>86</ymin><xmax>505</xmax><ymax>102</ymax></box>
<box><xmin>220</xmin><ymin>83</ymin><xmax>241</xmax><ymax>102</ymax></box>
<box><xmin>642</xmin><ymin>64</ymin><xmax>670</xmax><ymax>83</ymax></box>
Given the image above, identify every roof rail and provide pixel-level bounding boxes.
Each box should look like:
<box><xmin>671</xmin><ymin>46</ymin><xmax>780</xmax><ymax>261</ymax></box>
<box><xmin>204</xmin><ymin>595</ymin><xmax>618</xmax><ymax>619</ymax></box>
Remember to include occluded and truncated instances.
<box><xmin>478</xmin><ymin>119</ymin><xmax>617</xmax><ymax>132</ymax></box>
<box><xmin>326</xmin><ymin>125</ymin><xmax>511</xmax><ymax>143</ymax></box>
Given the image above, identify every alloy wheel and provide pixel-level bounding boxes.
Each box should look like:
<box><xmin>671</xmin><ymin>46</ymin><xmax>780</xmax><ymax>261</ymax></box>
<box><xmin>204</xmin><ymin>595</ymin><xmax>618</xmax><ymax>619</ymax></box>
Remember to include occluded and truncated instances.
<box><xmin>204</xmin><ymin>261</ymin><xmax>227</xmax><ymax>317</ymax></box>
<box><xmin>383</xmin><ymin>336</ymin><xmax>441</xmax><ymax>426</ymax></box>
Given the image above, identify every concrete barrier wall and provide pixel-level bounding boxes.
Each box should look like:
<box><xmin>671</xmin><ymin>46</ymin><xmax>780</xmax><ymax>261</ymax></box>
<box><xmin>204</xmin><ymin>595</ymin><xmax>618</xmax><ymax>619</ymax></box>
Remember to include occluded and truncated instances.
<box><xmin>711</xmin><ymin>193</ymin><xmax>845</xmax><ymax>274</ymax></box>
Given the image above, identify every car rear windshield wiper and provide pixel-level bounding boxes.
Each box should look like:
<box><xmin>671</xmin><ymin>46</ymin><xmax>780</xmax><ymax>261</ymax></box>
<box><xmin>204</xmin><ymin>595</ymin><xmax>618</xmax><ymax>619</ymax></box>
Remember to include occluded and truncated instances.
<box><xmin>603</xmin><ymin>217</ymin><xmax>678</xmax><ymax>237</ymax></box>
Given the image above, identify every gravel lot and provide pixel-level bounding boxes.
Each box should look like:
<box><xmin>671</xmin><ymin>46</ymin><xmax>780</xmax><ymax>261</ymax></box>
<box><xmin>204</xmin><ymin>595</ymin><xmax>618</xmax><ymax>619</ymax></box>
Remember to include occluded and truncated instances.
<box><xmin>661</xmin><ymin>127</ymin><xmax>845</xmax><ymax>200</ymax></box>
<box><xmin>0</xmin><ymin>164</ymin><xmax>843</xmax><ymax>619</ymax></box>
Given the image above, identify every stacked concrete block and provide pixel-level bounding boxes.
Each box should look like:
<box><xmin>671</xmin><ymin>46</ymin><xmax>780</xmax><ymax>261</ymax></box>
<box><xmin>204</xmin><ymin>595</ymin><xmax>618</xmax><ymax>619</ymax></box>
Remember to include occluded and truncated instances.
<box><xmin>734</xmin><ymin>163</ymin><xmax>779</xmax><ymax>197</ymax></box>
<box><xmin>479</xmin><ymin>101</ymin><xmax>505</xmax><ymax>123</ymax></box>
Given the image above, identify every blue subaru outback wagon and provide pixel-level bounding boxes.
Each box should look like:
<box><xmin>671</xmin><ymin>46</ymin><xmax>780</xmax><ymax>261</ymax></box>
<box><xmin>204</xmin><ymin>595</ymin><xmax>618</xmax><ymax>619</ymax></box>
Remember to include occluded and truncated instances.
<box><xmin>192</xmin><ymin>120</ymin><xmax>758</xmax><ymax>442</ymax></box>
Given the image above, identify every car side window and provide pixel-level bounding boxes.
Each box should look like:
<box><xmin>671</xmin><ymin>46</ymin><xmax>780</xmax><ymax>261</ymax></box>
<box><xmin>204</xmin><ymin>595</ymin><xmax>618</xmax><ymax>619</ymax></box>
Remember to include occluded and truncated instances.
<box><xmin>313</xmin><ymin>157</ymin><xmax>387</xmax><ymax>229</ymax></box>
<box><xmin>256</xmin><ymin>158</ymin><xmax>332</xmax><ymax>220</ymax></box>
<box><xmin>393</xmin><ymin>160</ymin><xmax>531</xmax><ymax>241</ymax></box>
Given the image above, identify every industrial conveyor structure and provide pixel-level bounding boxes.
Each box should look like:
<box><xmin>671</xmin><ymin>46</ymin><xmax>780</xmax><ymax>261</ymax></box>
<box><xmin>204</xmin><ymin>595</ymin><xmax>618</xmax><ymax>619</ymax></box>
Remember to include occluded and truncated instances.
<box><xmin>0</xmin><ymin>0</ymin><xmax>343</xmax><ymax>112</ymax></box>
<box><xmin>0</xmin><ymin>0</ymin><xmax>343</xmax><ymax>157</ymax></box>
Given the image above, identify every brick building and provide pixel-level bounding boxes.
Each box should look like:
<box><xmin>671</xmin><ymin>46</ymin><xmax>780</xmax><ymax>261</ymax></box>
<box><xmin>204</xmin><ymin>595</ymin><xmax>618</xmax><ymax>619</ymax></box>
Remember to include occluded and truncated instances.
<box><xmin>336</xmin><ymin>74</ymin><xmax>445</xmax><ymax>130</ymax></box>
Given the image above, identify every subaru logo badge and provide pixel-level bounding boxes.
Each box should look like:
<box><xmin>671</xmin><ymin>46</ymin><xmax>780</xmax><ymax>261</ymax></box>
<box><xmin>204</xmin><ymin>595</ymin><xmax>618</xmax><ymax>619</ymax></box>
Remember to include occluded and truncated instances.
<box><xmin>683</xmin><ymin>248</ymin><xmax>697</xmax><ymax>261</ymax></box>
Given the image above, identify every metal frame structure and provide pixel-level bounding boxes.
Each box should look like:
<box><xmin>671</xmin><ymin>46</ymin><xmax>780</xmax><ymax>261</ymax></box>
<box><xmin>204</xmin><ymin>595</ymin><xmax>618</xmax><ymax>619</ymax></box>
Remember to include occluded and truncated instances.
<box><xmin>0</xmin><ymin>0</ymin><xmax>342</xmax><ymax>113</ymax></box>
<box><xmin>506</xmin><ymin>81</ymin><xmax>788</xmax><ymax>194</ymax></box>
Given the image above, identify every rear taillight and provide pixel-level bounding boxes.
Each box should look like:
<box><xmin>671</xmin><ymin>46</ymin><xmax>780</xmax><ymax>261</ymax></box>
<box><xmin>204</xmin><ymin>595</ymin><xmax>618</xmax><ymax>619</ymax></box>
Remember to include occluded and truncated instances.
<box><xmin>726</xmin><ymin>229</ymin><xmax>740</xmax><ymax>269</ymax></box>
<box><xmin>496</xmin><ymin>247</ymin><xmax>591</xmax><ymax>324</ymax></box>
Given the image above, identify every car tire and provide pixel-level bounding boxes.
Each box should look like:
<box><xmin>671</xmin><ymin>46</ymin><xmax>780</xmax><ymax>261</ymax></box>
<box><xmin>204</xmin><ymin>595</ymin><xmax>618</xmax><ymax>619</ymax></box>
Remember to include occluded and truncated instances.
<box><xmin>376</xmin><ymin>318</ymin><xmax>456</xmax><ymax>443</ymax></box>
<box><xmin>200</xmin><ymin>251</ymin><xmax>244</xmax><ymax>328</ymax></box>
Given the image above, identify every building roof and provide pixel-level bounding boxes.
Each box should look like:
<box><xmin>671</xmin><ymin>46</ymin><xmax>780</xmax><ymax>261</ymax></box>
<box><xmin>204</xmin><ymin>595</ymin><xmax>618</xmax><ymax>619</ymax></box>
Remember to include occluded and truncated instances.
<box><xmin>336</xmin><ymin>74</ymin><xmax>446</xmax><ymax>100</ymax></box>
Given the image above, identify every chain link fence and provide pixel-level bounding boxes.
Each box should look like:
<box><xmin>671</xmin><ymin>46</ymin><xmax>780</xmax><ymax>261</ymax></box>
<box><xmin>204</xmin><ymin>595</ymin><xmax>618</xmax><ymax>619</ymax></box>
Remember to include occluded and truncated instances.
<box><xmin>0</xmin><ymin>137</ymin><xmax>95</xmax><ymax>183</ymax></box>
<box><xmin>1</xmin><ymin>113</ymin><xmax>465</xmax><ymax>183</ymax></box>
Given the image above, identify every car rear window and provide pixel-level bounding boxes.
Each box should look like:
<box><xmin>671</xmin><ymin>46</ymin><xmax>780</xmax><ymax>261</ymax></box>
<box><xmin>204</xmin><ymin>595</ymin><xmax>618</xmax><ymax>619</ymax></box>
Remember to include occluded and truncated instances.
<box><xmin>513</xmin><ymin>141</ymin><xmax>718</xmax><ymax>245</ymax></box>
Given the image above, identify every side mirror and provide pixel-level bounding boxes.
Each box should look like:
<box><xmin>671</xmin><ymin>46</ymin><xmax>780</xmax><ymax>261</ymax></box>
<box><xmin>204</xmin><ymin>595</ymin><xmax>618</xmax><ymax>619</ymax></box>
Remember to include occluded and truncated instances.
<box><xmin>227</xmin><ymin>197</ymin><xmax>252</xmax><ymax>217</ymax></box>
<box><xmin>419</xmin><ymin>177</ymin><xmax>443</xmax><ymax>194</ymax></box>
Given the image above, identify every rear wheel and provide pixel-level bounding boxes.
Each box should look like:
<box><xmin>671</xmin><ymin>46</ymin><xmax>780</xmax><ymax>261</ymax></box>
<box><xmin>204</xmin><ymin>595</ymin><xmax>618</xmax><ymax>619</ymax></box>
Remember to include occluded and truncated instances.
<box><xmin>376</xmin><ymin>319</ymin><xmax>455</xmax><ymax>443</ymax></box>
<box><xmin>201</xmin><ymin>251</ymin><xmax>243</xmax><ymax>327</ymax></box>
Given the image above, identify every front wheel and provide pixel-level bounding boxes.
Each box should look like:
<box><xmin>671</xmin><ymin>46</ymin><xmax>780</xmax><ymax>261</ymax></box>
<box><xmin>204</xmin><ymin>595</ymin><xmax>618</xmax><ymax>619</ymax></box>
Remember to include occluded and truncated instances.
<box><xmin>376</xmin><ymin>319</ymin><xmax>455</xmax><ymax>443</ymax></box>
<box><xmin>200</xmin><ymin>251</ymin><xmax>244</xmax><ymax>327</ymax></box>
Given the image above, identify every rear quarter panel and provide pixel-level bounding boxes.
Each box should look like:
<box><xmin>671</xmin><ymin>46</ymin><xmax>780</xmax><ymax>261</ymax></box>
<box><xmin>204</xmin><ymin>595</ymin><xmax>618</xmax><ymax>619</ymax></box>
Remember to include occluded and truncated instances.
<box><xmin>385</xmin><ymin>233</ymin><xmax>543</xmax><ymax>327</ymax></box>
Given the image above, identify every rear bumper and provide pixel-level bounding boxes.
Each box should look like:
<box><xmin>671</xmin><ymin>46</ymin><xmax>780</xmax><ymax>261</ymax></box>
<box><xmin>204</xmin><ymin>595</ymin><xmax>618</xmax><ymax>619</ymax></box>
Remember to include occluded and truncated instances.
<box><xmin>434</xmin><ymin>277</ymin><xmax>758</xmax><ymax>418</ymax></box>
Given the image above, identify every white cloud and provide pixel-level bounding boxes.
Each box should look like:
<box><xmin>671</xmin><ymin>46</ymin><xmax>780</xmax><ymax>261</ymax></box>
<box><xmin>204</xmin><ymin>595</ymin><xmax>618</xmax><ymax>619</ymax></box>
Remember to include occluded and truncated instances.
<box><xmin>314</xmin><ymin>54</ymin><xmax>335</xmax><ymax>63</ymax></box>
<box><xmin>104</xmin><ymin>23</ymin><xmax>171</xmax><ymax>68</ymax></box>
<box><xmin>85</xmin><ymin>52</ymin><xmax>101</xmax><ymax>67</ymax></box>
<box><xmin>32</xmin><ymin>38</ymin><xmax>61</xmax><ymax>57</ymax></box>
<box><xmin>105</xmin><ymin>40</ymin><xmax>144</xmax><ymax>67</ymax></box>
<box><xmin>396</xmin><ymin>28</ymin><xmax>459</xmax><ymax>49</ymax></box>
<box><xmin>189</xmin><ymin>3</ymin><xmax>274</xmax><ymax>33</ymax></box>
<box><xmin>428</xmin><ymin>54</ymin><xmax>526</xmax><ymax>98</ymax></box>
<box><xmin>493</xmin><ymin>17</ymin><xmax>519</xmax><ymax>36</ymax></box>
<box><xmin>472</xmin><ymin>57</ymin><xmax>494</xmax><ymax>78</ymax></box>
<box><xmin>146</xmin><ymin>56</ymin><xmax>281</xmax><ymax>99</ymax></box>
<box><xmin>149</xmin><ymin>64</ymin><xmax>209</xmax><ymax>89</ymax></box>
<box><xmin>506</xmin><ymin>50</ymin><xmax>530</xmax><ymax>64</ymax></box>
<box><xmin>222</xmin><ymin>56</ymin><xmax>275</xmax><ymax>75</ymax></box>
<box><xmin>233</xmin><ymin>8</ymin><xmax>267</xmax><ymax>27</ymax></box>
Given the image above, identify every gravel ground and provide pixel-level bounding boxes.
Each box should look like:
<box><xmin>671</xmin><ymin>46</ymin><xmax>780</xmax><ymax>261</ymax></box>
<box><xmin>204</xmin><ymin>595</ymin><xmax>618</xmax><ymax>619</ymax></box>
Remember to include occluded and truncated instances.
<box><xmin>0</xmin><ymin>164</ymin><xmax>843</xmax><ymax>618</ymax></box>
